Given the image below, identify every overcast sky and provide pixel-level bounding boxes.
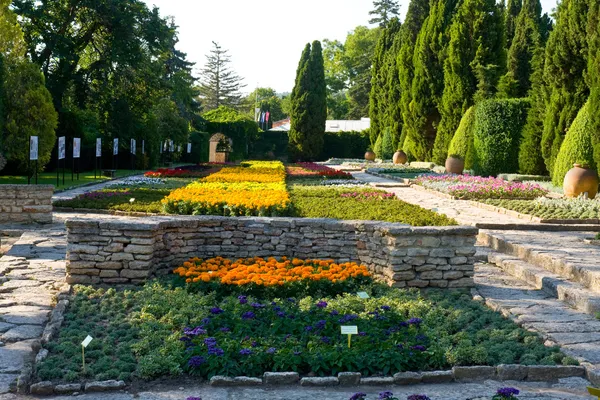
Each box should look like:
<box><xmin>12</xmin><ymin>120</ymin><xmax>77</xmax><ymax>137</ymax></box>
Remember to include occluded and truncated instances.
<box><xmin>144</xmin><ymin>0</ymin><xmax>559</xmax><ymax>94</ymax></box>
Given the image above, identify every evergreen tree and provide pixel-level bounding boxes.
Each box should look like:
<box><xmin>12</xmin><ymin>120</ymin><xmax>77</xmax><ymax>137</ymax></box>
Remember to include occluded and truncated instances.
<box><xmin>398</xmin><ymin>0</ymin><xmax>430</xmax><ymax>154</ymax></box>
<box><xmin>433</xmin><ymin>0</ymin><xmax>505</xmax><ymax>164</ymax></box>
<box><xmin>199</xmin><ymin>41</ymin><xmax>246</xmax><ymax>111</ymax></box>
<box><xmin>505</xmin><ymin>0</ymin><xmax>522</xmax><ymax>49</ymax></box>
<box><xmin>540</xmin><ymin>0</ymin><xmax>590</xmax><ymax>176</ymax></box>
<box><xmin>369</xmin><ymin>0</ymin><xmax>400</xmax><ymax>27</ymax></box>
<box><xmin>403</xmin><ymin>0</ymin><xmax>461</xmax><ymax>161</ymax></box>
<box><xmin>497</xmin><ymin>0</ymin><xmax>544</xmax><ymax>98</ymax></box>
<box><xmin>587</xmin><ymin>0</ymin><xmax>600</xmax><ymax>171</ymax></box>
<box><xmin>289</xmin><ymin>41</ymin><xmax>326</xmax><ymax>160</ymax></box>
<box><xmin>383</xmin><ymin>22</ymin><xmax>404</xmax><ymax>149</ymax></box>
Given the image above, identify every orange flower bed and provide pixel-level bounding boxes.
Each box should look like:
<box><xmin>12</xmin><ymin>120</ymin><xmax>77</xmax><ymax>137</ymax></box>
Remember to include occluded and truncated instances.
<box><xmin>173</xmin><ymin>256</ymin><xmax>371</xmax><ymax>286</ymax></box>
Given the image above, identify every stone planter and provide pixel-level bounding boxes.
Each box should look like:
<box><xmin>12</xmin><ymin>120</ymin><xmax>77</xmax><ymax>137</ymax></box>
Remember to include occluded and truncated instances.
<box><xmin>445</xmin><ymin>156</ymin><xmax>465</xmax><ymax>175</ymax></box>
<box><xmin>563</xmin><ymin>163</ymin><xmax>599</xmax><ymax>199</ymax></box>
<box><xmin>364</xmin><ymin>151</ymin><xmax>376</xmax><ymax>162</ymax></box>
<box><xmin>393</xmin><ymin>150</ymin><xmax>407</xmax><ymax>165</ymax></box>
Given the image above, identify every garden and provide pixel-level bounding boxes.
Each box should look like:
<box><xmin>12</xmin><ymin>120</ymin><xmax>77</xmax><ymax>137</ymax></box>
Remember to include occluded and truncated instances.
<box><xmin>36</xmin><ymin>256</ymin><xmax>575</xmax><ymax>387</ymax></box>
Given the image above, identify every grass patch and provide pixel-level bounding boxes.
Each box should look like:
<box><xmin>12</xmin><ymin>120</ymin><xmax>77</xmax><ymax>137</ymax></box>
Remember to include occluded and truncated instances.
<box><xmin>0</xmin><ymin>170</ymin><xmax>142</xmax><ymax>191</ymax></box>
<box><xmin>37</xmin><ymin>280</ymin><xmax>573</xmax><ymax>384</ymax></box>
<box><xmin>289</xmin><ymin>185</ymin><xmax>457</xmax><ymax>226</ymax></box>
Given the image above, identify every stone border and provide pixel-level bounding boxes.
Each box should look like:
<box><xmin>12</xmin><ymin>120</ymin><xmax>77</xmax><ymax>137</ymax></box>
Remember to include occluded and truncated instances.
<box><xmin>364</xmin><ymin>170</ymin><xmax>414</xmax><ymax>186</ymax></box>
<box><xmin>28</xmin><ymin>365</ymin><xmax>586</xmax><ymax>395</ymax></box>
<box><xmin>0</xmin><ymin>185</ymin><xmax>54</xmax><ymax>224</ymax></box>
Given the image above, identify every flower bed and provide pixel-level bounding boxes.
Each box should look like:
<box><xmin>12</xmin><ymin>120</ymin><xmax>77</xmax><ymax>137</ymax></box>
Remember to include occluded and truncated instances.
<box><xmin>145</xmin><ymin>164</ymin><xmax>218</xmax><ymax>178</ymax></box>
<box><xmin>415</xmin><ymin>175</ymin><xmax>549</xmax><ymax>200</ymax></box>
<box><xmin>288</xmin><ymin>162</ymin><xmax>354</xmax><ymax>180</ymax></box>
<box><xmin>162</xmin><ymin>161</ymin><xmax>290</xmax><ymax>217</ymax></box>
<box><xmin>36</xmin><ymin>275</ymin><xmax>571</xmax><ymax>384</ymax></box>
<box><xmin>105</xmin><ymin>177</ymin><xmax>164</xmax><ymax>186</ymax></box>
<box><xmin>290</xmin><ymin>186</ymin><xmax>457</xmax><ymax>226</ymax></box>
<box><xmin>483</xmin><ymin>197</ymin><xmax>600</xmax><ymax>220</ymax></box>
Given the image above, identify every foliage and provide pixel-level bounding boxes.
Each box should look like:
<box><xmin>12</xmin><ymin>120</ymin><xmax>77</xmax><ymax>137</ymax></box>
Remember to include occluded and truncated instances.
<box><xmin>321</xmin><ymin>131</ymin><xmax>370</xmax><ymax>160</ymax></box>
<box><xmin>540</xmin><ymin>0</ymin><xmax>590</xmax><ymax>176</ymax></box>
<box><xmin>0</xmin><ymin>0</ymin><xmax>26</xmax><ymax>60</ymax></box>
<box><xmin>483</xmin><ymin>197</ymin><xmax>600</xmax><ymax>220</ymax></box>
<box><xmin>190</xmin><ymin>131</ymin><xmax>210</xmax><ymax>163</ymax></box>
<box><xmin>289</xmin><ymin>41</ymin><xmax>327</xmax><ymax>160</ymax></box>
<box><xmin>369</xmin><ymin>0</ymin><xmax>400</xmax><ymax>27</ymax></box>
<box><xmin>379</xmin><ymin>128</ymin><xmax>395</xmax><ymax>160</ymax></box>
<box><xmin>588</xmin><ymin>1</ymin><xmax>600</xmax><ymax>175</ymax></box>
<box><xmin>493</xmin><ymin>387</ymin><xmax>520</xmax><ymax>400</ymax></box>
<box><xmin>242</xmin><ymin>87</ymin><xmax>287</xmax><ymax>129</ymax></box>
<box><xmin>289</xmin><ymin>186</ymin><xmax>457</xmax><ymax>226</ymax></box>
<box><xmin>198</xmin><ymin>41</ymin><xmax>245</xmax><ymax>110</ymax></box>
<box><xmin>250</xmin><ymin>131</ymin><xmax>289</xmax><ymax>160</ymax></box>
<box><xmin>290</xmin><ymin>162</ymin><xmax>353</xmax><ymax>180</ymax></box>
<box><xmin>434</xmin><ymin>0</ymin><xmax>505</xmax><ymax>164</ymax></box>
<box><xmin>2</xmin><ymin>60</ymin><xmax>58</xmax><ymax>173</ymax></box>
<box><xmin>552</xmin><ymin>101</ymin><xmax>597</xmax><ymax>186</ymax></box>
<box><xmin>447</xmin><ymin>107</ymin><xmax>476</xmax><ymax>169</ymax></box>
<box><xmin>204</xmin><ymin>106</ymin><xmax>259</xmax><ymax>161</ymax></box>
<box><xmin>505</xmin><ymin>0</ymin><xmax>522</xmax><ymax>50</ymax></box>
<box><xmin>472</xmin><ymin>99</ymin><xmax>530</xmax><ymax>176</ymax></box>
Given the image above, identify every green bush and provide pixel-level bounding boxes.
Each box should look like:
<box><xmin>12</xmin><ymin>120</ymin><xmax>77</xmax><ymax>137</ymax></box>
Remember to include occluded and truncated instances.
<box><xmin>321</xmin><ymin>130</ymin><xmax>370</xmax><ymax>160</ymax></box>
<box><xmin>447</xmin><ymin>106</ymin><xmax>476</xmax><ymax>169</ymax></box>
<box><xmin>472</xmin><ymin>99</ymin><xmax>530</xmax><ymax>176</ymax></box>
<box><xmin>380</xmin><ymin>127</ymin><xmax>395</xmax><ymax>159</ymax></box>
<box><xmin>204</xmin><ymin>106</ymin><xmax>259</xmax><ymax>161</ymax></box>
<box><xmin>552</xmin><ymin>101</ymin><xmax>598</xmax><ymax>186</ymax></box>
<box><xmin>250</xmin><ymin>131</ymin><xmax>289</xmax><ymax>160</ymax></box>
<box><xmin>189</xmin><ymin>131</ymin><xmax>210</xmax><ymax>163</ymax></box>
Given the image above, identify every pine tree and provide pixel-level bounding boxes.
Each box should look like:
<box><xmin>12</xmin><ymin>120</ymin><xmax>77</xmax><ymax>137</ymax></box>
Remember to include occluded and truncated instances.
<box><xmin>540</xmin><ymin>0</ymin><xmax>590</xmax><ymax>176</ymax></box>
<box><xmin>403</xmin><ymin>0</ymin><xmax>461</xmax><ymax>161</ymax></box>
<box><xmin>505</xmin><ymin>0</ymin><xmax>522</xmax><ymax>49</ymax></box>
<box><xmin>289</xmin><ymin>41</ymin><xmax>326</xmax><ymax>160</ymax></box>
<box><xmin>369</xmin><ymin>0</ymin><xmax>400</xmax><ymax>27</ymax></box>
<box><xmin>497</xmin><ymin>0</ymin><xmax>544</xmax><ymax>98</ymax></box>
<box><xmin>198</xmin><ymin>41</ymin><xmax>246</xmax><ymax>111</ymax></box>
<box><xmin>433</xmin><ymin>0</ymin><xmax>505</xmax><ymax>164</ymax></box>
<box><xmin>398</xmin><ymin>0</ymin><xmax>430</xmax><ymax>154</ymax></box>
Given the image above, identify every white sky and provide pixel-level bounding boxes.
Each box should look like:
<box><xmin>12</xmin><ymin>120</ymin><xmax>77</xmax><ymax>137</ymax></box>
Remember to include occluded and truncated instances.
<box><xmin>144</xmin><ymin>0</ymin><xmax>558</xmax><ymax>94</ymax></box>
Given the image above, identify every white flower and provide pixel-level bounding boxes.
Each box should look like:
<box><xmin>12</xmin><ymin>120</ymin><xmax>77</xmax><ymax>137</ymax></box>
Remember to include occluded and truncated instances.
<box><xmin>130</xmin><ymin>198</ymin><xmax>136</xmax><ymax>203</ymax></box>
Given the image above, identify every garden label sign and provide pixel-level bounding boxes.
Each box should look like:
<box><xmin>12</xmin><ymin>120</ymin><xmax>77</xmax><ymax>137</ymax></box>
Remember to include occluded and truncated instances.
<box><xmin>81</xmin><ymin>335</ymin><xmax>93</xmax><ymax>372</ymax></box>
<box><xmin>29</xmin><ymin>136</ymin><xmax>38</xmax><ymax>161</ymax></box>
<box><xmin>341</xmin><ymin>325</ymin><xmax>358</xmax><ymax>348</ymax></box>
<box><xmin>96</xmin><ymin>138</ymin><xmax>102</xmax><ymax>157</ymax></box>
<box><xmin>357</xmin><ymin>292</ymin><xmax>370</xmax><ymax>299</ymax></box>
<box><xmin>113</xmin><ymin>138</ymin><xmax>119</xmax><ymax>155</ymax></box>
<box><xmin>58</xmin><ymin>136</ymin><xmax>66</xmax><ymax>160</ymax></box>
<box><xmin>73</xmin><ymin>138</ymin><xmax>81</xmax><ymax>159</ymax></box>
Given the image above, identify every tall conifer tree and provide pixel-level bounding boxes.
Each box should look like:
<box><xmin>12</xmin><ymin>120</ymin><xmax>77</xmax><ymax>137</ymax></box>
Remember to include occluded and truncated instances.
<box><xmin>433</xmin><ymin>0</ymin><xmax>505</xmax><ymax>164</ymax></box>
<box><xmin>383</xmin><ymin>21</ymin><xmax>403</xmax><ymax>148</ymax></box>
<box><xmin>587</xmin><ymin>0</ymin><xmax>600</xmax><ymax>171</ymax></box>
<box><xmin>505</xmin><ymin>0</ymin><xmax>522</xmax><ymax>49</ymax></box>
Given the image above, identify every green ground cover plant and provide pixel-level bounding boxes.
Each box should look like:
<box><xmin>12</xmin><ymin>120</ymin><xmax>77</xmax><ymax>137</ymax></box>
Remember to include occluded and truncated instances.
<box><xmin>37</xmin><ymin>280</ymin><xmax>571</xmax><ymax>384</ymax></box>
<box><xmin>483</xmin><ymin>197</ymin><xmax>600</xmax><ymax>220</ymax></box>
<box><xmin>289</xmin><ymin>186</ymin><xmax>457</xmax><ymax>226</ymax></box>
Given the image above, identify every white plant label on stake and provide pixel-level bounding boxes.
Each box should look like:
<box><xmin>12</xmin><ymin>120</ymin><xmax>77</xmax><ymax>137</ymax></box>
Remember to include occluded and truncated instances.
<box><xmin>81</xmin><ymin>335</ymin><xmax>93</xmax><ymax>347</ymax></box>
<box><xmin>81</xmin><ymin>335</ymin><xmax>93</xmax><ymax>373</ymax></box>
<box><xmin>341</xmin><ymin>326</ymin><xmax>358</xmax><ymax>348</ymax></box>
<box><xmin>357</xmin><ymin>292</ymin><xmax>370</xmax><ymax>299</ymax></box>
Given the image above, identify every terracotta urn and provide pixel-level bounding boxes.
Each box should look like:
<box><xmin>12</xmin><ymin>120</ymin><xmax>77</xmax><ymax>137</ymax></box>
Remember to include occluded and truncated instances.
<box><xmin>393</xmin><ymin>150</ymin><xmax>408</xmax><ymax>165</ymax></box>
<box><xmin>563</xmin><ymin>163</ymin><xmax>599</xmax><ymax>199</ymax></box>
<box><xmin>365</xmin><ymin>150</ymin><xmax>376</xmax><ymax>162</ymax></box>
<box><xmin>445</xmin><ymin>156</ymin><xmax>465</xmax><ymax>175</ymax></box>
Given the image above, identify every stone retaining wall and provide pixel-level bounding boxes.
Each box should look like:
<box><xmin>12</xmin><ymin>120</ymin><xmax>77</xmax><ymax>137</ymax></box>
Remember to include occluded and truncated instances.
<box><xmin>0</xmin><ymin>185</ymin><xmax>53</xmax><ymax>224</ymax></box>
<box><xmin>65</xmin><ymin>216</ymin><xmax>478</xmax><ymax>287</ymax></box>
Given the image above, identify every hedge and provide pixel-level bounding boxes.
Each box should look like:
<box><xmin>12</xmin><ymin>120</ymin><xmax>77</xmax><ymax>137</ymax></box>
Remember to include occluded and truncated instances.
<box><xmin>552</xmin><ymin>101</ymin><xmax>598</xmax><ymax>186</ymax></box>
<box><xmin>472</xmin><ymin>99</ymin><xmax>530</xmax><ymax>176</ymax></box>
<box><xmin>448</xmin><ymin>106</ymin><xmax>476</xmax><ymax>170</ymax></box>
<box><xmin>203</xmin><ymin>106</ymin><xmax>260</xmax><ymax>161</ymax></box>
<box><xmin>249</xmin><ymin>131</ymin><xmax>289</xmax><ymax>160</ymax></box>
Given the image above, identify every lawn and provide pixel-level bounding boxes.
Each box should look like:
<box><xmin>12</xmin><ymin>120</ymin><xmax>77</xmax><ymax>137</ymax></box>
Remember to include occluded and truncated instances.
<box><xmin>0</xmin><ymin>169</ymin><xmax>143</xmax><ymax>191</ymax></box>
<box><xmin>36</xmin><ymin>257</ymin><xmax>574</xmax><ymax>384</ymax></box>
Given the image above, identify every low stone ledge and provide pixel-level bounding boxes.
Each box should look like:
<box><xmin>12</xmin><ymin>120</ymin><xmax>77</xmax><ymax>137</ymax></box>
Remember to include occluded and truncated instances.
<box><xmin>29</xmin><ymin>381</ymin><xmax>54</xmax><ymax>395</ymax></box>
<box><xmin>84</xmin><ymin>380</ymin><xmax>126</xmax><ymax>392</ymax></box>
<box><xmin>421</xmin><ymin>370</ymin><xmax>454</xmax><ymax>383</ymax></box>
<box><xmin>300</xmin><ymin>377</ymin><xmax>339</xmax><ymax>386</ymax></box>
<box><xmin>526</xmin><ymin>365</ymin><xmax>585</xmax><ymax>381</ymax></box>
<box><xmin>393</xmin><ymin>372</ymin><xmax>422</xmax><ymax>385</ymax></box>
<box><xmin>453</xmin><ymin>366</ymin><xmax>495</xmax><ymax>381</ymax></box>
<box><xmin>54</xmin><ymin>383</ymin><xmax>82</xmax><ymax>394</ymax></box>
<box><xmin>359</xmin><ymin>377</ymin><xmax>394</xmax><ymax>385</ymax></box>
<box><xmin>263</xmin><ymin>372</ymin><xmax>300</xmax><ymax>384</ymax></box>
<box><xmin>338</xmin><ymin>372</ymin><xmax>361</xmax><ymax>385</ymax></box>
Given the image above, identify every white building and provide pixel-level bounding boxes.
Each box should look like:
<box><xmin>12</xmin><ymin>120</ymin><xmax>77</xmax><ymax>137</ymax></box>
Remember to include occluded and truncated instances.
<box><xmin>269</xmin><ymin>118</ymin><xmax>370</xmax><ymax>132</ymax></box>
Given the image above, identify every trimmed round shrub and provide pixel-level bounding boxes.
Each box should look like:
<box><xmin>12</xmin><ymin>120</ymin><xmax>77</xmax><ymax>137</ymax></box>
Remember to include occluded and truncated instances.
<box><xmin>472</xmin><ymin>99</ymin><xmax>530</xmax><ymax>176</ymax></box>
<box><xmin>552</xmin><ymin>101</ymin><xmax>598</xmax><ymax>186</ymax></box>
<box><xmin>380</xmin><ymin>127</ymin><xmax>395</xmax><ymax>159</ymax></box>
<box><xmin>448</xmin><ymin>106</ymin><xmax>476</xmax><ymax>170</ymax></box>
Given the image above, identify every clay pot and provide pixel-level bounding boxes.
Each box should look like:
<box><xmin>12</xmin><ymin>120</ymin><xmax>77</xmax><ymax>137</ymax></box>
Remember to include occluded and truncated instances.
<box><xmin>563</xmin><ymin>163</ymin><xmax>599</xmax><ymax>199</ymax></box>
<box><xmin>365</xmin><ymin>151</ymin><xmax>376</xmax><ymax>162</ymax></box>
<box><xmin>393</xmin><ymin>150</ymin><xmax>407</xmax><ymax>165</ymax></box>
<box><xmin>445</xmin><ymin>156</ymin><xmax>465</xmax><ymax>175</ymax></box>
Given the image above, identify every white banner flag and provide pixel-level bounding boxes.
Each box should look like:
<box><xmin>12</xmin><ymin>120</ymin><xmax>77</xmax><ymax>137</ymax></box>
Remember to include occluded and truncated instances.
<box><xmin>29</xmin><ymin>136</ymin><xmax>39</xmax><ymax>161</ymax></box>
<box><xmin>113</xmin><ymin>138</ymin><xmax>119</xmax><ymax>156</ymax></box>
<box><xmin>187</xmin><ymin>143</ymin><xmax>192</xmax><ymax>153</ymax></box>
<box><xmin>58</xmin><ymin>137</ymin><xmax>66</xmax><ymax>160</ymax></box>
<box><xmin>142</xmin><ymin>140</ymin><xmax>145</xmax><ymax>154</ymax></box>
<box><xmin>96</xmin><ymin>138</ymin><xmax>102</xmax><ymax>157</ymax></box>
<box><xmin>73</xmin><ymin>138</ymin><xmax>81</xmax><ymax>159</ymax></box>
<box><xmin>131</xmin><ymin>138</ymin><xmax>136</xmax><ymax>155</ymax></box>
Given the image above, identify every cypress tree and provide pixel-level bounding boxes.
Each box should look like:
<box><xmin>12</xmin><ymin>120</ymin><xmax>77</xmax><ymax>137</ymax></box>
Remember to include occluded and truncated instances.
<box><xmin>497</xmin><ymin>0</ymin><xmax>544</xmax><ymax>98</ymax></box>
<box><xmin>433</xmin><ymin>0</ymin><xmax>505</xmax><ymax>164</ymax></box>
<box><xmin>587</xmin><ymin>1</ymin><xmax>600</xmax><ymax>172</ymax></box>
<box><xmin>398</xmin><ymin>0</ymin><xmax>430</xmax><ymax>154</ymax></box>
<box><xmin>289</xmin><ymin>41</ymin><xmax>326</xmax><ymax>160</ymax></box>
<box><xmin>505</xmin><ymin>0</ymin><xmax>522</xmax><ymax>49</ymax></box>
<box><xmin>404</xmin><ymin>0</ymin><xmax>461</xmax><ymax>161</ymax></box>
<box><xmin>540</xmin><ymin>0</ymin><xmax>590</xmax><ymax>176</ymax></box>
<box><xmin>0</xmin><ymin>54</ymin><xmax>4</xmax><ymax>139</ymax></box>
<box><xmin>383</xmin><ymin>21</ymin><xmax>403</xmax><ymax>149</ymax></box>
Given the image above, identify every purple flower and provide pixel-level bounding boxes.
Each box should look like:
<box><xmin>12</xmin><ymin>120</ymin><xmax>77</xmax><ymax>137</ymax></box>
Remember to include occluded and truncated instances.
<box><xmin>305</xmin><ymin>326</ymin><xmax>313</xmax><ymax>332</ymax></box>
<box><xmin>207</xmin><ymin>347</ymin><xmax>224</xmax><ymax>356</ymax></box>
<box><xmin>210</xmin><ymin>307</ymin><xmax>224</xmax><ymax>315</ymax></box>
<box><xmin>251</xmin><ymin>302</ymin><xmax>265</xmax><ymax>309</ymax></box>
<box><xmin>251</xmin><ymin>341</ymin><xmax>258</xmax><ymax>348</ymax></box>
<box><xmin>330</xmin><ymin>310</ymin><xmax>339</xmax><ymax>316</ymax></box>
<box><xmin>287</xmin><ymin>298</ymin><xmax>296</xmax><ymax>303</ymax></box>
<box><xmin>358</xmin><ymin>331</ymin><xmax>367</xmax><ymax>337</ymax></box>
<box><xmin>378</xmin><ymin>392</ymin><xmax>394</xmax><ymax>400</ymax></box>
<box><xmin>242</xmin><ymin>311</ymin><xmax>256</xmax><ymax>320</ymax></box>
<box><xmin>238</xmin><ymin>295</ymin><xmax>248</xmax><ymax>304</ymax></box>
<box><xmin>496</xmin><ymin>387</ymin><xmax>520</xmax><ymax>397</ymax></box>
<box><xmin>349</xmin><ymin>393</ymin><xmax>367</xmax><ymax>400</ymax></box>
<box><xmin>315</xmin><ymin>320</ymin><xmax>326</xmax><ymax>330</ymax></box>
<box><xmin>204</xmin><ymin>337</ymin><xmax>217</xmax><ymax>345</ymax></box>
<box><xmin>381</xmin><ymin>305</ymin><xmax>391</xmax><ymax>311</ymax></box>
<box><xmin>407</xmin><ymin>395</ymin><xmax>431</xmax><ymax>400</ymax></box>
<box><xmin>316</xmin><ymin>301</ymin><xmax>328</xmax><ymax>308</ymax></box>
<box><xmin>339</xmin><ymin>314</ymin><xmax>358</xmax><ymax>323</ymax></box>
<box><xmin>239</xmin><ymin>348</ymin><xmax>253</xmax><ymax>356</ymax></box>
<box><xmin>266</xmin><ymin>347</ymin><xmax>277</xmax><ymax>354</ymax></box>
<box><xmin>273</xmin><ymin>306</ymin><xmax>281</xmax><ymax>312</ymax></box>
<box><xmin>183</xmin><ymin>326</ymin><xmax>206</xmax><ymax>336</ymax></box>
<box><xmin>321</xmin><ymin>336</ymin><xmax>331</xmax><ymax>344</ymax></box>
<box><xmin>407</xmin><ymin>318</ymin><xmax>422</xmax><ymax>326</ymax></box>
<box><xmin>276</xmin><ymin>311</ymin><xmax>286</xmax><ymax>318</ymax></box>
<box><xmin>411</xmin><ymin>345</ymin><xmax>426</xmax><ymax>352</ymax></box>
<box><xmin>187</xmin><ymin>397</ymin><xmax>202</xmax><ymax>400</ymax></box>
<box><xmin>179</xmin><ymin>336</ymin><xmax>191</xmax><ymax>342</ymax></box>
<box><xmin>219</xmin><ymin>327</ymin><xmax>231</xmax><ymax>332</ymax></box>
<box><xmin>188</xmin><ymin>356</ymin><xmax>206</xmax><ymax>368</ymax></box>
<box><xmin>201</xmin><ymin>318</ymin><xmax>211</xmax><ymax>325</ymax></box>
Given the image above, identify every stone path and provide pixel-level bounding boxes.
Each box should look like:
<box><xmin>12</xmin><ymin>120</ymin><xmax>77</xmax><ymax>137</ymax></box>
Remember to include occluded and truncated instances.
<box><xmin>0</xmin><ymin>378</ymin><xmax>595</xmax><ymax>400</ymax></box>
<box><xmin>52</xmin><ymin>175</ymin><xmax>144</xmax><ymax>202</ymax></box>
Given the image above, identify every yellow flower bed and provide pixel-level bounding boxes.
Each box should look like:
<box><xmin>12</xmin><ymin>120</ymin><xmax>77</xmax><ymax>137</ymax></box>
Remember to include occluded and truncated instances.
<box><xmin>174</xmin><ymin>256</ymin><xmax>371</xmax><ymax>286</ymax></box>
<box><xmin>162</xmin><ymin>161</ymin><xmax>290</xmax><ymax>216</ymax></box>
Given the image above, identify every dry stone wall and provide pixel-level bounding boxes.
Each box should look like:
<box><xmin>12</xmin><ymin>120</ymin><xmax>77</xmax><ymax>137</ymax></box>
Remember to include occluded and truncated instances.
<box><xmin>0</xmin><ymin>185</ymin><xmax>53</xmax><ymax>224</ymax></box>
<box><xmin>65</xmin><ymin>216</ymin><xmax>478</xmax><ymax>288</ymax></box>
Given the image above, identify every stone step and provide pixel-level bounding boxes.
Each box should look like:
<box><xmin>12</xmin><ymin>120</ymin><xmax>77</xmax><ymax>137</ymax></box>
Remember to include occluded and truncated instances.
<box><xmin>479</xmin><ymin>231</ymin><xmax>600</xmax><ymax>293</ymax></box>
<box><xmin>486</xmin><ymin>251</ymin><xmax>600</xmax><ymax>315</ymax></box>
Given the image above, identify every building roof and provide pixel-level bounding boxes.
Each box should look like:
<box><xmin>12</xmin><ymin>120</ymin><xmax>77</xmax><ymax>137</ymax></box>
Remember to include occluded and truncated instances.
<box><xmin>268</xmin><ymin>118</ymin><xmax>370</xmax><ymax>133</ymax></box>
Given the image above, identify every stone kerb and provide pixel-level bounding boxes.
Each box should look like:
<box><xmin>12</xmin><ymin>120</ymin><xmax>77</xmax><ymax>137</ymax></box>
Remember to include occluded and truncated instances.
<box><xmin>65</xmin><ymin>216</ymin><xmax>478</xmax><ymax>287</ymax></box>
<box><xmin>0</xmin><ymin>184</ymin><xmax>53</xmax><ymax>224</ymax></box>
